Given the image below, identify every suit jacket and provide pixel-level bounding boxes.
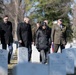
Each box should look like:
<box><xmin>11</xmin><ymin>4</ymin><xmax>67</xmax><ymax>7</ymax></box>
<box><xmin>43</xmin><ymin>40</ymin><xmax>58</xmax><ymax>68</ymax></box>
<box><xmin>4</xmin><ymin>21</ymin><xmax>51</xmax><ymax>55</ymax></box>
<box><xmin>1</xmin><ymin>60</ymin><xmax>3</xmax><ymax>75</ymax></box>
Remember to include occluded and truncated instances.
<box><xmin>0</xmin><ymin>21</ymin><xmax>13</xmax><ymax>44</ymax></box>
<box><xmin>17</xmin><ymin>22</ymin><xmax>32</xmax><ymax>47</ymax></box>
<box><xmin>51</xmin><ymin>24</ymin><xmax>67</xmax><ymax>45</ymax></box>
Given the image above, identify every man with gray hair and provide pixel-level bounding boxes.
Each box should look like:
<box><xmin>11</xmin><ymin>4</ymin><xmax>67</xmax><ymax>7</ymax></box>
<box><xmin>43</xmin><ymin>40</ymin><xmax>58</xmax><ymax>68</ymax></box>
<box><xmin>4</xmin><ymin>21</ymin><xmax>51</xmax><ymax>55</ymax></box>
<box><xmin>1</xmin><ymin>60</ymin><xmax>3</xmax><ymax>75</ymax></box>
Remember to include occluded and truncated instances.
<box><xmin>17</xmin><ymin>17</ymin><xmax>32</xmax><ymax>61</ymax></box>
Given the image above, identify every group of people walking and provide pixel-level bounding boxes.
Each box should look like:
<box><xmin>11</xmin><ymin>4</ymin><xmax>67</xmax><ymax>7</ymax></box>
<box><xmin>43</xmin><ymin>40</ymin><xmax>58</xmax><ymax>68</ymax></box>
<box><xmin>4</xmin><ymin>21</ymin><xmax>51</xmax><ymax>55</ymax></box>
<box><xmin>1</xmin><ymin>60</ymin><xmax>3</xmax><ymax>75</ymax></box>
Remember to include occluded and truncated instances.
<box><xmin>0</xmin><ymin>15</ymin><xmax>67</xmax><ymax>64</ymax></box>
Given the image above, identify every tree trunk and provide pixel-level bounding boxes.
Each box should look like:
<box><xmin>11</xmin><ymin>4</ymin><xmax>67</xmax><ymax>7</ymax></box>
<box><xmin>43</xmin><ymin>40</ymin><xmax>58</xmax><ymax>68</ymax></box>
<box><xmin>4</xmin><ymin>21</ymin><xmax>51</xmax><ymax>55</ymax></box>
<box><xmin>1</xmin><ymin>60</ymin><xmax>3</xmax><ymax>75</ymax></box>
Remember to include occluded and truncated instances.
<box><xmin>13</xmin><ymin>0</ymin><xmax>19</xmax><ymax>41</ymax></box>
<box><xmin>14</xmin><ymin>17</ymin><xmax>18</xmax><ymax>41</ymax></box>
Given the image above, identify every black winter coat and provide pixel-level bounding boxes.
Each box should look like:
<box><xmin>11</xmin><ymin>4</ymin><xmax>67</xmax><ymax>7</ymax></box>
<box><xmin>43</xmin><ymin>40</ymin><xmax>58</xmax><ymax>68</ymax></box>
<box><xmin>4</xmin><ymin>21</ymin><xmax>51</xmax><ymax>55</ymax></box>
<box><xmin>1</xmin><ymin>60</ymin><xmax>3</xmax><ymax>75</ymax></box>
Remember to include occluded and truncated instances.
<box><xmin>36</xmin><ymin>28</ymin><xmax>51</xmax><ymax>51</ymax></box>
<box><xmin>0</xmin><ymin>21</ymin><xmax>13</xmax><ymax>44</ymax></box>
<box><xmin>17</xmin><ymin>22</ymin><xmax>32</xmax><ymax>47</ymax></box>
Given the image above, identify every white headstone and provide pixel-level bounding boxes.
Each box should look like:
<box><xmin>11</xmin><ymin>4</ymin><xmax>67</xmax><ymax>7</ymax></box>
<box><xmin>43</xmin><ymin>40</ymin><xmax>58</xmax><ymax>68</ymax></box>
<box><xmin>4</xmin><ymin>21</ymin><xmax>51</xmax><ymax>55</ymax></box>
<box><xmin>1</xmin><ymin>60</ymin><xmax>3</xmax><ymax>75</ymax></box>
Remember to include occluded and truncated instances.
<box><xmin>63</xmin><ymin>48</ymin><xmax>76</xmax><ymax>67</ymax></box>
<box><xmin>65</xmin><ymin>43</ymin><xmax>72</xmax><ymax>48</ymax></box>
<box><xmin>48</xmin><ymin>53</ymin><xmax>66</xmax><ymax>75</ymax></box>
<box><xmin>0</xmin><ymin>44</ymin><xmax>2</xmax><ymax>49</ymax></box>
<box><xmin>18</xmin><ymin>47</ymin><xmax>28</xmax><ymax>63</ymax></box>
<box><xmin>66</xmin><ymin>58</ymin><xmax>74</xmax><ymax>74</ymax></box>
<box><xmin>32</xmin><ymin>45</ymin><xmax>40</xmax><ymax>63</ymax></box>
<box><xmin>13</xmin><ymin>63</ymin><xmax>48</xmax><ymax>75</ymax></box>
<box><xmin>62</xmin><ymin>49</ymin><xmax>74</xmax><ymax>74</ymax></box>
<box><xmin>71</xmin><ymin>43</ymin><xmax>76</xmax><ymax>48</ymax></box>
<box><xmin>0</xmin><ymin>49</ymin><xmax>8</xmax><ymax>75</ymax></box>
<box><xmin>13</xmin><ymin>43</ymin><xmax>16</xmax><ymax>54</ymax></box>
<box><xmin>73</xmin><ymin>39</ymin><xmax>76</xmax><ymax>43</ymax></box>
<box><xmin>11</xmin><ymin>43</ymin><xmax>17</xmax><ymax>59</ymax></box>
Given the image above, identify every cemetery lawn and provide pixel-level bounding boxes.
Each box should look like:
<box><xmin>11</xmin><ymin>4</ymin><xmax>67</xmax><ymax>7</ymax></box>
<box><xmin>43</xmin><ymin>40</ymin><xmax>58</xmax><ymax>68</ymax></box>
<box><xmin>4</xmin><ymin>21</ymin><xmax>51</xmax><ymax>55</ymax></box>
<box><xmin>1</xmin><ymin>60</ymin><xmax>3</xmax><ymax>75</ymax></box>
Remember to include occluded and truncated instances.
<box><xmin>8</xmin><ymin>51</ymin><xmax>17</xmax><ymax>75</ymax></box>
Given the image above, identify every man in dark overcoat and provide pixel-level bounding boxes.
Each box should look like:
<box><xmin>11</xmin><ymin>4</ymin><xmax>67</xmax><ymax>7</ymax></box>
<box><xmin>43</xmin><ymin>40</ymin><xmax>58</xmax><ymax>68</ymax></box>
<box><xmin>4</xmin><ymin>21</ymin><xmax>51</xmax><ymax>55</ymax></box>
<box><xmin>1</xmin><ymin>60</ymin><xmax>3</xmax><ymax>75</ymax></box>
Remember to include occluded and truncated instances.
<box><xmin>0</xmin><ymin>15</ymin><xmax>13</xmax><ymax>64</ymax></box>
<box><xmin>17</xmin><ymin>17</ymin><xmax>32</xmax><ymax>61</ymax></box>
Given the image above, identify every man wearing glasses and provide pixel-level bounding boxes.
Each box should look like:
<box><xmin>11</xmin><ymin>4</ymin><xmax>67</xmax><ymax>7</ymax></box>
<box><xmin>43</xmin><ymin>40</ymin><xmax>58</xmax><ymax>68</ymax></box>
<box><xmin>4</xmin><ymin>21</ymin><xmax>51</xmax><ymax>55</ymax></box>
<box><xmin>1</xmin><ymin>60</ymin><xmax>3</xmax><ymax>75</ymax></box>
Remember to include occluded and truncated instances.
<box><xmin>0</xmin><ymin>15</ymin><xmax>13</xmax><ymax>64</ymax></box>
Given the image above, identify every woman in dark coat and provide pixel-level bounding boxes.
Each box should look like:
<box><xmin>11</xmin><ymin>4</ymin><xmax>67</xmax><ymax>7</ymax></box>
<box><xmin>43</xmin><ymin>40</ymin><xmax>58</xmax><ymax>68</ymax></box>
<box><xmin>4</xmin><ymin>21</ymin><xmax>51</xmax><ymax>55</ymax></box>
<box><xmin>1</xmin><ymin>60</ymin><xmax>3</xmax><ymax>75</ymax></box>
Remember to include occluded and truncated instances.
<box><xmin>36</xmin><ymin>22</ymin><xmax>51</xmax><ymax>64</ymax></box>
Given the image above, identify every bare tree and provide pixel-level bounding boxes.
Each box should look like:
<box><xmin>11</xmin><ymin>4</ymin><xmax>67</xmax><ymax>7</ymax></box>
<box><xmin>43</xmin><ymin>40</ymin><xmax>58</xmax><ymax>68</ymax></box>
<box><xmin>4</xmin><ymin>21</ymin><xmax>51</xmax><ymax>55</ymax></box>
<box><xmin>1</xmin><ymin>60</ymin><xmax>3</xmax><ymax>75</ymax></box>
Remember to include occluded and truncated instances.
<box><xmin>0</xmin><ymin>0</ymin><xmax>3</xmax><ymax>17</ymax></box>
<box><xmin>0</xmin><ymin>0</ymin><xmax>26</xmax><ymax>41</ymax></box>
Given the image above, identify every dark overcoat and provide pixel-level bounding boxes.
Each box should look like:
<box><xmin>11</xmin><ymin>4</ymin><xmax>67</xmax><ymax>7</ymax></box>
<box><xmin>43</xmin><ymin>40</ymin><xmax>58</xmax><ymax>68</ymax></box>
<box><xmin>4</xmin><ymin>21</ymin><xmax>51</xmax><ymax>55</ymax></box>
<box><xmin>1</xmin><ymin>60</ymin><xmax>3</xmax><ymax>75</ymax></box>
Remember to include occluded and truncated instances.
<box><xmin>36</xmin><ymin>28</ymin><xmax>51</xmax><ymax>51</ymax></box>
<box><xmin>17</xmin><ymin>22</ymin><xmax>32</xmax><ymax>47</ymax></box>
<box><xmin>0</xmin><ymin>21</ymin><xmax>13</xmax><ymax>44</ymax></box>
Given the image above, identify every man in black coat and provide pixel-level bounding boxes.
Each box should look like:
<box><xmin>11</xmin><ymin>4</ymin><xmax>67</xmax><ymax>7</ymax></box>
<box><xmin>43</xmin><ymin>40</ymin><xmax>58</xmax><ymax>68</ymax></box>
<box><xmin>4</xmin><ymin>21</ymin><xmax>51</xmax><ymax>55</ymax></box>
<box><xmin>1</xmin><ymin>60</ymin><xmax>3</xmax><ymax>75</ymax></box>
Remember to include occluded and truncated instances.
<box><xmin>17</xmin><ymin>17</ymin><xmax>32</xmax><ymax>62</ymax></box>
<box><xmin>36</xmin><ymin>22</ymin><xmax>51</xmax><ymax>64</ymax></box>
<box><xmin>0</xmin><ymin>15</ymin><xmax>13</xmax><ymax>64</ymax></box>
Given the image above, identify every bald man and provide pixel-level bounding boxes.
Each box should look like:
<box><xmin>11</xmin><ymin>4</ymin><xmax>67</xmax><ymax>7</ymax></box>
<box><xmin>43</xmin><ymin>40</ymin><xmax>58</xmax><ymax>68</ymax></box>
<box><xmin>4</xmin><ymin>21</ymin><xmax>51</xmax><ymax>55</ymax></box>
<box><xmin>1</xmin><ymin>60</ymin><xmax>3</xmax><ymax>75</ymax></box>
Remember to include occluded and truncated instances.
<box><xmin>17</xmin><ymin>17</ymin><xmax>32</xmax><ymax>61</ymax></box>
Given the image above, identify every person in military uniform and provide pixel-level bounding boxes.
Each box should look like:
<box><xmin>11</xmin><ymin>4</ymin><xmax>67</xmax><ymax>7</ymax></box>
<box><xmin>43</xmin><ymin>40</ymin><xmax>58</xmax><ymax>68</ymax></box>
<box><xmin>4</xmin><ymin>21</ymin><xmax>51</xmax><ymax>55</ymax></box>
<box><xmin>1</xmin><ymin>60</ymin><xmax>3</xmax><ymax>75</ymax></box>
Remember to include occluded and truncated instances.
<box><xmin>51</xmin><ymin>19</ymin><xmax>67</xmax><ymax>53</ymax></box>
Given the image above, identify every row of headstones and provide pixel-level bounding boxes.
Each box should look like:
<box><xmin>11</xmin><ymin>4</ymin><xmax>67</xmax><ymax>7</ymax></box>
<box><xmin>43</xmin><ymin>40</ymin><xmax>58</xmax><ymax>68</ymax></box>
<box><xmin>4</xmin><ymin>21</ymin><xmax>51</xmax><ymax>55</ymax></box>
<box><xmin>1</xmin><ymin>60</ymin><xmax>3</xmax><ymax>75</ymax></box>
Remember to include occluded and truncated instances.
<box><xmin>12</xmin><ymin>47</ymin><xmax>76</xmax><ymax>75</ymax></box>
<box><xmin>0</xmin><ymin>42</ymin><xmax>76</xmax><ymax>75</ymax></box>
<box><xmin>0</xmin><ymin>47</ymin><xmax>28</xmax><ymax>75</ymax></box>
